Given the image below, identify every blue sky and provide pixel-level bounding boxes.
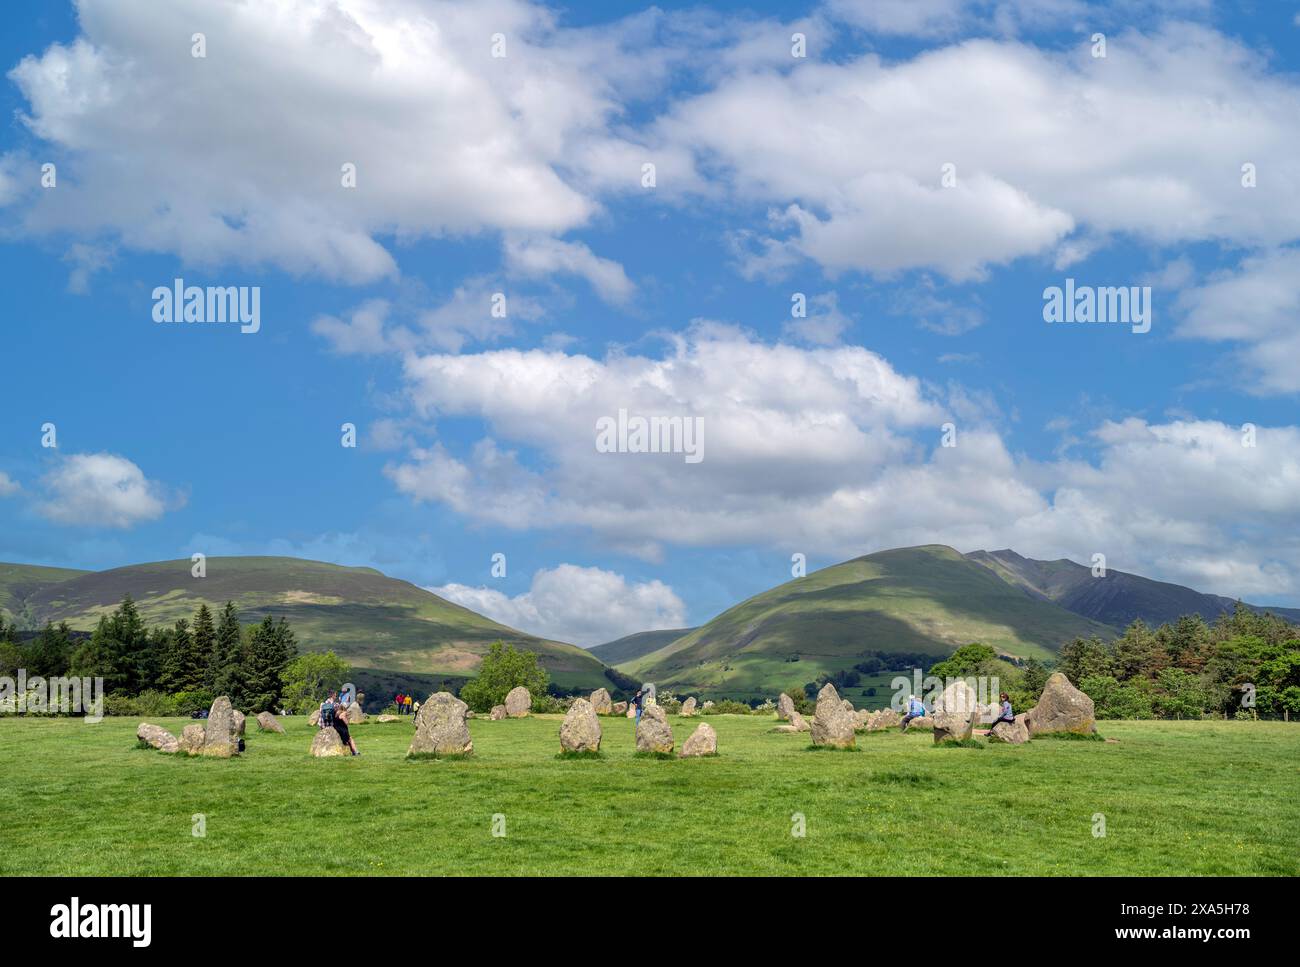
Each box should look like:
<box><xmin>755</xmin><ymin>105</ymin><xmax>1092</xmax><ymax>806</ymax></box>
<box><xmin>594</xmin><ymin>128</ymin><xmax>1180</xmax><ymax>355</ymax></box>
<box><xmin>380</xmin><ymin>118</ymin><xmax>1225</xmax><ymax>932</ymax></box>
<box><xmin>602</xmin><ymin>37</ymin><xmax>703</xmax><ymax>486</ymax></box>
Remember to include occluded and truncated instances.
<box><xmin>3</xmin><ymin>0</ymin><xmax>1300</xmax><ymax>645</ymax></box>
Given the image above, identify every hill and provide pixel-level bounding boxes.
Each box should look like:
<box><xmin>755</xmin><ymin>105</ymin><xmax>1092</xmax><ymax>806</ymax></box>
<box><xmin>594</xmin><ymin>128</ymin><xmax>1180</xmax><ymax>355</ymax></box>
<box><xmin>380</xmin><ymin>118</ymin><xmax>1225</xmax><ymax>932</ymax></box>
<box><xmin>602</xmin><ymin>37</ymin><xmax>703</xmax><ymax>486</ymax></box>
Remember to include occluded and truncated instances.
<box><xmin>6</xmin><ymin>556</ymin><xmax>611</xmax><ymax>691</ymax></box>
<box><xmin>966</xmin><ymin>550</ymin><xmax>1300</xmax><ymax>628</ymax></box>
<box><xmin>622</xmin><ymin>545</ymin><xmax>1115</xmax><ymax>697</ymax></box>
<box><xmin>0</xmin><ymin>562</ymin><xmax>91</xmax><ymax>628</ymax></box>
<box><xmin>588</xmin><ymin>628</ymin><xmax>695</xmax><ymax>666</ymax></box>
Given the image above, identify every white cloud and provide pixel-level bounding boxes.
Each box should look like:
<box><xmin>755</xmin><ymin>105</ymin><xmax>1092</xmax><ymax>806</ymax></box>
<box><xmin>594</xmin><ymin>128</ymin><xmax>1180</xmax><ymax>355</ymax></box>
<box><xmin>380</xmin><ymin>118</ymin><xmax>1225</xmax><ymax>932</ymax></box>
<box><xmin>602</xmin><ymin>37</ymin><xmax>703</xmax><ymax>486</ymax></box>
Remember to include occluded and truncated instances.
<box><xmin>37</xmin><ymin>453</ymin><xmax>175</xmax><ymax>528</ymax></box>
<box><xmin>6</xmin><ymin>0</ymin><xmax>663</xmax><ymax>282</ymax></box>
<box><xmin>657</xmin><ymin>24</ymin><xmax>1300</xmax><ymax>280</ymax></box>
<box><xmin>379</xmin><ymin>326</ymin><xmax>1300</xmax><ymax>601</ymax></box>
<box><xmin>430</xmin><ymin>563</ymin><xmax>685</xmax><ymax>646</ymax></box>
<box><xmin>782</xmin><ymin>291</ymin><xmax>853</xmax><ymax>345</ymax></box>
<box><xmin>0</xmin><ymin>472</ymin><xmax>20</xmax><ymax>497</ymax></box>
<box><xmin>504</xmin><ymin>236</ymin><xmax>635</xmax><ymax>304</ymax></box>
<box><xmin>1176</xmin><ymin>248</ymin><xmax>1300</xmax><ymax>395</ymax></box>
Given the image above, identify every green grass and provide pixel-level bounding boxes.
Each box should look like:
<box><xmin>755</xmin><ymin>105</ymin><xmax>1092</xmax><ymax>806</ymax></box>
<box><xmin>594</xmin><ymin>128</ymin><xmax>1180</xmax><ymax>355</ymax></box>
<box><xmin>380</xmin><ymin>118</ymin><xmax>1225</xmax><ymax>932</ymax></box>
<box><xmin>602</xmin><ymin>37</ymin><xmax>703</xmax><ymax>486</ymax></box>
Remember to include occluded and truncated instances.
<box><xmin>1</xmin><ymin>716</ymin><xmax>1296</xmax><ymax>875</ymax></box>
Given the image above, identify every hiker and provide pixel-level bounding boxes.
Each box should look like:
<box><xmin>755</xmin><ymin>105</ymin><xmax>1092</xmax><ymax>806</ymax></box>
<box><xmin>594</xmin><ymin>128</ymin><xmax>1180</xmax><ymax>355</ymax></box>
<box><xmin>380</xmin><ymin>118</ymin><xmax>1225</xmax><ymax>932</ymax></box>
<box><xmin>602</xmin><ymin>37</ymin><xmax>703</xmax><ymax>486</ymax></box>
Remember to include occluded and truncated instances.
<box><xmin>404</xmin><ymin>693</ymin><xmax>413</xmax><ymax>715</ymax></box>
<box><xmin>632</xmin><ymin>688</ymin><xmax>644</xmax><ymax>728</ymax></box>
<box><xmin>900</xmin><ymin>694</ymin><xmax>927</xmax><ymax>732</ymax></box>
<box><xmin>320</xmin><ymin>690</ymin><xmax>360</xmax><ymax>756</ymax></box>
<box><xmin>412</xmin><ymin>698</ymin><xmax>421</xmax><ymax>719</ymax></box>
<box><xmin>634</xmin><ymin>682</ymin><xmax>657</xmax><ymax>728</ymax></box>
<box><xmin>395</xmin><ymin>691</ymin><xmax>405</xmax><ymax>714</ymax></box>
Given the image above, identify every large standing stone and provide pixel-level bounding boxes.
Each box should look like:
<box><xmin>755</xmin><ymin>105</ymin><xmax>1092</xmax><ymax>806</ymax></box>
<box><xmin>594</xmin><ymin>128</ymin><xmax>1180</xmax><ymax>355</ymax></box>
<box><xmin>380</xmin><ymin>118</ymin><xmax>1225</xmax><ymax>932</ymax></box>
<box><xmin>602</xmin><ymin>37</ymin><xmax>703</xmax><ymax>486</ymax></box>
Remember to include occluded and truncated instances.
<box><xmin>776</xmin><ymin>693</ymin><xmax>796</xmax><ymax>721</ymax></box>
<box><xmin>232</xmin><ymin>709</ymin><xmax>246</xmax><ymax>736</ymax></box>
<box><xmin>311</xmin><ymin>727</ymin><xmax>348</xmax><ymax>757</ymax></box>
<box><xmin>931</xmin><ymin>680</ymin><xmax>978</xmax><ymax>744</ymax></box>
<box><xmin>680</xmin><ymin>722</ymin><xmax>717</xmax><ymax>757</ymax></box>
<box><xmin>504</xmin><ymin>686</ymin><xmax>532</xmax><ymax>718</ymax></box>
<box><xmin>811</xmin><ymin>683</ymin><xmax>855</xmax><ymax>749</ymax></box>
<box><xmin>635</xmin><ymin>704</ymin><xmax>675</xmax><ymax>754</ymax></box>
<box><xmin>202</xmin><ymin>696</ymin><xmax>241</xmax><ymax>757</ymax></box>
<box><xmin>990</xmin><ymin>713</ymin><xmax>1030</xmax><ymax>745</ymax></box>
<box><xmin>680</xmin><ymin>697</ymin><xmax>698</xmax><ymax>717</ymax></box>
<box><xmin>589</xmin><ymin>688</ymin><xmax>613</xmax><ymax>715</ymax></box>
<box><xmin>179</xmin><ymin>724</ymin><xmax>206</xmax><ymax>755</ymax></box>
<box><xmin>490</xmin><ymin>705</ymin><xmax>507</xmax><ymax>721</ymax></box>
<box><xmin>611</xmin><ymin>701</ymin><xmax>628</xmax><ymax>716</ymax></box>
<box><xmin>1025</xmin><ymin>673</ymin><xmax>1097</xmax><ymax>736</ymax></box>
<box><xmin>408</xmin><ymin>692</ymin><xmax>474</xmax><ymax>757</ymax></box>
<box><xmin>137</xmin><ymin>722</ymin><xmax>179</xmax><ymax>753</ymax></box>
<box><xmin>256</xmin><ymin>711</ymin><xmax>285</xmax><ymax>734</ymax></box>
<box><xmin>560</xmin><ymin>698</ymin><xmax>602</xmax><ymax>753</ymax></box>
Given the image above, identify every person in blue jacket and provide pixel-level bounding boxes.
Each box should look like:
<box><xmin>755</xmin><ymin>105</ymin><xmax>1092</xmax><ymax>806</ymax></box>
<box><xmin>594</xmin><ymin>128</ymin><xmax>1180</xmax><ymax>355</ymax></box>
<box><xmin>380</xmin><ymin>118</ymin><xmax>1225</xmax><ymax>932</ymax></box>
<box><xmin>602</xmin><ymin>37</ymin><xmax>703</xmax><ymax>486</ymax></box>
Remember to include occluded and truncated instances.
<box><xmin>900</xmin><ymin>694</ymin><xmax>927</xmax><ymax>732</ymax></box>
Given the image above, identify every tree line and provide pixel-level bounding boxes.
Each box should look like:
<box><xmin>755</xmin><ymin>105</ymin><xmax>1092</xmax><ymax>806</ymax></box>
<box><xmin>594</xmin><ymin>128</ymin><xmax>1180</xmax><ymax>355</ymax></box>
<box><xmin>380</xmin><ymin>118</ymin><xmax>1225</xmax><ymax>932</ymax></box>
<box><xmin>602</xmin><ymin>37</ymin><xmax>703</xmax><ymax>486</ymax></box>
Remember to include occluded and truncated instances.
<box><xmin>0</xmin><ymin>595</ymin><xmax>299</xmax><ymax>714</ymax></box>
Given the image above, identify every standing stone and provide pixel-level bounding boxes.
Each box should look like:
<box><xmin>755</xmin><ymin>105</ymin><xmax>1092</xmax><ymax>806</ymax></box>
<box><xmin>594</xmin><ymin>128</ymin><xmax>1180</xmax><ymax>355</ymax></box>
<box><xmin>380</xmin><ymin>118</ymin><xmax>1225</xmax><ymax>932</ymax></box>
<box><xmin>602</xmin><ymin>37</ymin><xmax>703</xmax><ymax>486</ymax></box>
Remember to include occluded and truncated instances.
<box><xmin>255</xmin><ymin>711</ymin><xmax>285</xmax><ymax>734</ymax></box>
<box><xmin>776</xmin><ymin>693</ymin><xmax>796</xmax><ymax>721</ymax></box>
<box><xmin>179</xmin><ymin>724</ymin><xmax>206</xmax><ymax>755</ymax></box>
<box><xmin>810</xmin><ymin>683</ymin><xmax>855</xmax><ymax>749</ymax></box>
<box><xmin>611</xmin><ymin>701</ymin><xmax>628</xmax><ymax>716</ymax></box>
<box><xmin>232</xmin><ymin>709</ymin><xmax>246</xmax><ymax>736</ymax></box>
<box><xmin>408</xmin><ymin>692</ymin><xmax>473</xmax><ymax>757</ymax></box>
<box><xmin>852</xmin><ymin>709</ymin><xmax>872</xmax><ymax>730</ymax></box>
<box><xmin>903</xmin><ymin>715</ymin><xmax>934</xmax><ymax>731</ymax></box>
<box><xmin>560</xmin><ymin>698</ymin><xmax>602</xmax><ymax>753</ymax></box>
<box><xmin>680</xmin><ymin>697</ymin><xmax>698</xmax><ymax>717</ymax></box>
<box><xmin>680</xmin><ymin>722</ymin><xmax>717</xmax><ymax>757</ymax></box>
<box><xmin>990</xmin><ymin>713</ymin><xmax>1030</xmax><ymax>745</ymax></box>
<box><xmin>311</xmin><ymin>727</ymin><xmax>348</xmax><ymax>757</ymax></box>
<box><xmin>490</xmin><ymin>705</ymin><xmax>507</xmax><ymax>721</ymax></box>
<box><xmin>932</xmin><ymin>680</ymin><xmax>978</xmax><ymax>743</ymax></box>
<box><xmin>202</xmin><ymin>696</ymin><xmax>241</xmax><ymax>757</ymax></box>
<box><xmin>309</xmin><ymin>708</ymin><xmax>321</xmax><ymax>726</ymax></box>
<box><xmin>1025</xmin><ymin>673</ymin><xmax>1096</xmax><ymax>735</ymax></box>
<box><xmin>635</xmin><ymin>704</ymin><xmax>675</xmax><ymax>754</ymax></box>
<box><xmin>376</xmin><ymin>714</ymin><xmax>399</xmax><ymax>723</ymax></box>
<box><xmin>343</xmin><ymin>702</ymin><xmax>365</xmax><ymax>725</ymax></box>
<box><xmin>869</xmin><ymin>708</ymin><xmax>902</xmax><ymax>730</ymax></box>
<box><xmin>504</xmin><ymin>686</ymin><xmax>531</xmax><ymax>718</ymax></box>
<box><xmin>775</xmin><ymin>709</ymin><xmax>812</xmax><ymax>734</ymax></box>
<box><xmin>841</xmin><ymin>699</ymin><xmax>855</xmax><ymax>714</ymax></box>
<box><xmin>589</xmin><ymin>688</ymin><xmax>613</xmax><ymax>715</ymax></box>
<box><xmin>137</xmin><ymin>722</ymin><xmax>179</xmax><ymax>753</ymax></box>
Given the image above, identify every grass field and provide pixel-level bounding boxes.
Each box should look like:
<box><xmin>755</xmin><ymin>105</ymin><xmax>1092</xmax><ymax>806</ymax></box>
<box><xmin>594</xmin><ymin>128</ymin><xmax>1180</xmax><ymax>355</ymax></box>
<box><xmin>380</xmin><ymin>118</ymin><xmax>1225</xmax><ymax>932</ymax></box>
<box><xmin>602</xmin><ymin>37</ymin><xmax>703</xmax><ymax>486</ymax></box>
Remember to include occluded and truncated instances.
<box><xmin>1</xmin><ymin>715</ymin><xmax>1296</xmax><ymax>876</ymax></box>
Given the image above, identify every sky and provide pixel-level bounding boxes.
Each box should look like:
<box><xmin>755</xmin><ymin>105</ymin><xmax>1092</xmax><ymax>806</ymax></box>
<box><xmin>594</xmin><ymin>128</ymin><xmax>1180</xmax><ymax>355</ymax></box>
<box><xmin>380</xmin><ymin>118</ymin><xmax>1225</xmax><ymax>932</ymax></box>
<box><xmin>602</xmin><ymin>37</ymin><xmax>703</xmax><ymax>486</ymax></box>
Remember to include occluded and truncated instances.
<box><xmin>2</xmin><ymin>0</ymin><xmax>1300</xmax><ymax>647</ymax></box>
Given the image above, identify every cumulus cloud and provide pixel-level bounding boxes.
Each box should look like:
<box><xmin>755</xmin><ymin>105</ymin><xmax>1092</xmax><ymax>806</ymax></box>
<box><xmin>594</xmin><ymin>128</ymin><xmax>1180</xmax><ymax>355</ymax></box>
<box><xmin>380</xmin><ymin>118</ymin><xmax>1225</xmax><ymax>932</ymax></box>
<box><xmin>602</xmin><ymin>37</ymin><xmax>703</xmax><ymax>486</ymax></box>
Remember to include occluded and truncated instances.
<box><xmin>0</xmin><ymin>472</ymin><xmax>20</xmax><ymax>497</ymax></box>
<box><xmin>656</xmin><ymin>24</ymin><xmax>1300</xmax><ymax>280</ymax></box>
<box><xmin>6</xmin><ymin>0</ymin><xmax>670</xmax><ymax>282</ymax></box>
<box><xmin>37</xmin><ymin>453</ymin><xmax>176</xmax><ymax>528</ymax></box>
<box><xmin>379</xmin><ymin>325</ymin><xmax>1300</xmax><ymax>600</ymax></box>
<box><xmin>504</xmin><ymin>236</ymin><xmax>635</xmax><ymax>304</ymax></box>
<box><xmin>1175</xmin><ymin>248</ymin><xmax>1300</xmax><ymax>395</ymax></box>
<box><xmin>430</xmin><ymin>564</ymin><xmax>686</xmax><ymax>646</ymax></box>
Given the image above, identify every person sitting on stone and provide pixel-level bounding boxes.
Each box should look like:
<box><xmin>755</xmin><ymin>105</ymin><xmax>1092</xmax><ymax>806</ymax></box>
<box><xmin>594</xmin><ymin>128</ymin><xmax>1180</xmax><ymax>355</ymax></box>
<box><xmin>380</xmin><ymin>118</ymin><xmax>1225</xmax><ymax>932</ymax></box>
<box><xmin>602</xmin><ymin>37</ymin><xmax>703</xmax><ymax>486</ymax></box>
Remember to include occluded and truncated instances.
<box><xmin>990</xmin><ymin>692</ymin><xmax>1015</xmax><ymax>730</ymax></box>
<box><xmin>900</xmin><ymin>694</ymin><xmax>927</xmax><ymax>731</ymax></box>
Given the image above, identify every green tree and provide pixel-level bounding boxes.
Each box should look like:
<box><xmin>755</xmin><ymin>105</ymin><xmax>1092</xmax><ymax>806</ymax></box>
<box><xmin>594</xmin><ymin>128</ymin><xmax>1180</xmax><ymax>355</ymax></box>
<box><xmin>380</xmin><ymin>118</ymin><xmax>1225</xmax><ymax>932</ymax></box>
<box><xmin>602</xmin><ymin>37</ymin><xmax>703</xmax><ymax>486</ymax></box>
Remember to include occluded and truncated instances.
<box><xmin>192</xmin><ymin>604</ymin><xmax>216</xmax><ymax>688</ymax></box>
<box><xmin>242</xmin><ymin>615</ymin><xmax>298</xmax><ymax>712</ymax></box>
<box><xmin>929</xmin><ymin>643</ymin><xmax>999</xmax><ymax>680</ymax></box>
<box><xmin>458</xmin><ymin>641</ymin><xmax>549</xmax><ymax>712</ymax></box>
<box><xmin>24</xmin><ymin>622</ymin><xmax>74</xmax><ymax>678</ymax></box>
<box><xmin>211</xmin><ymin>601</ymin><xmax>249</xmax><ymax>706</ymax></box>
<box><xmin>281</xmin><ymin>651</ymin><xmax>350</xmax><ymax>714</ymax></box>
<box><xmin>1058</xmin><ymin>636</ymin><xmax>1113</xmax><ymax>685</ymax></box>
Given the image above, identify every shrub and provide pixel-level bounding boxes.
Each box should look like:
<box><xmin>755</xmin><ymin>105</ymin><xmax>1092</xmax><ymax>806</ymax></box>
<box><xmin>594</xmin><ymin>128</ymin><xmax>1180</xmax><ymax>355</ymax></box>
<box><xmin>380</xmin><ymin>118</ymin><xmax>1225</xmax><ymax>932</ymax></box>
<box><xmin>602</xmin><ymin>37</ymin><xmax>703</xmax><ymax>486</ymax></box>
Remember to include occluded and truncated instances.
<box><xmin>702</xmin><ymin>699</ymin><xmax>751</xmax><ymax>715</ymax></box>
<box><xmin>173</xmin><ymin>689</ymin><xmax>214</xmax><ymax>717</ymax></box>
<box><xmin>132</xmin><ymin>690</ymin><xmax>180</xmax><ymax>717</ymax></box>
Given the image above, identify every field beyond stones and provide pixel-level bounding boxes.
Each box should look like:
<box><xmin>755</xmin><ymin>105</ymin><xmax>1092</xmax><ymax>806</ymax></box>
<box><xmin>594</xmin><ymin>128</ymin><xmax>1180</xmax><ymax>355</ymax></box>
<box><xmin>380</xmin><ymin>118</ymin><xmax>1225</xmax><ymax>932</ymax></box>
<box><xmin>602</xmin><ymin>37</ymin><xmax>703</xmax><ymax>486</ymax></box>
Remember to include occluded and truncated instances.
<box><xmin>2</xmin><ymin>715</ymin><xmax>1297</xmax><ymax>876</ymax></box>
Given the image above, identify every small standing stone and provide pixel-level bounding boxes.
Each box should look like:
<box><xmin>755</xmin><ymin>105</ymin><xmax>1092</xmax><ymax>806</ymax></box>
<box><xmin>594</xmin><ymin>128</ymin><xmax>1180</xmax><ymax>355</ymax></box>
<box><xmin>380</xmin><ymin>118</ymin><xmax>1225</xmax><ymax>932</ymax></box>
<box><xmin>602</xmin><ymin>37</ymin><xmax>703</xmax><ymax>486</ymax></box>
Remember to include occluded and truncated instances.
<box><xmin>560</xmin><ymin>698</ymin><xmax>602</xmax><ymax>753</ymax></box>
<box><xmin>589</xmin><ymin>688</ymin><xmax>613</xmax><ymax>715</ymax></box>
<box><xmin>256</xmin><ymin>711</ymin><xmax>285</xmax><ymax>734</ymax></box>
<box><xmin>680</xmin><ymin>722</ymin><xmax>717</xmax><ymax>757</ymax></box>
<box><xmin>680</xmin><ymin>697</ymin><xmax>698</xmax><ymax>717</ymax></box>
<box><xmin>635</xmin><ymin>704</ymin><xmax>675</xmax><ymax>754</ymax></box>
<box><xmin>504</xmin><ymin>686</ymin><xmax>531</xmax><ymax>718</ymax></box>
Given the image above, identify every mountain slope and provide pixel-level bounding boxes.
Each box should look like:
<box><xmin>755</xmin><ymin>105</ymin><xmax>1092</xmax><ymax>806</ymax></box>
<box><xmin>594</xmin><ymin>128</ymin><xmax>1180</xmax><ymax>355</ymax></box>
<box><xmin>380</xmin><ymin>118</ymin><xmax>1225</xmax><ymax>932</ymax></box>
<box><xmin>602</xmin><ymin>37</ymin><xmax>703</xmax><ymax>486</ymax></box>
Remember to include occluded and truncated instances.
<box><xmin>15</xmin><ymin>556</ymin><xmax>611</xmax><ymax>690</ymax></box>
<box><xmin>588</xmin><ymin>628</ymin><xmax>695</xmax><ymax>666</ymax></box>
<box><xmin>624</xmin><ymin>545</ymin><xmax>1116</xmax><ymax>696</ymax></box>
<box><xmin>0</xmin><ymin>562</ymin><xmax>91</xmax><ymax>627</ymax></box>
<box><xmin>967</xmin><ymin>549</ymin><xmax>1300</xmax><ymax>628</ymax></box>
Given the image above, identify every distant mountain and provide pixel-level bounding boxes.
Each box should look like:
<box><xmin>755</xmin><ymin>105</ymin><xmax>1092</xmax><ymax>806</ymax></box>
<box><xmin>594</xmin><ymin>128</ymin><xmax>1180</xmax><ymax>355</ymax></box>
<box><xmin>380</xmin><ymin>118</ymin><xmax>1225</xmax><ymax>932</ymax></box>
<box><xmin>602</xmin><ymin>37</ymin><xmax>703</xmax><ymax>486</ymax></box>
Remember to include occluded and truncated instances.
<box><xmin>0</xmin><ymin>557</ymin><xmax>611</xmax><ymax>690</ymax></box>
<box><xmin>966</xmin><ymin>549</ymin><xmax>1300</xmax><ymax>628</ymax></box>
<box><xmin>588</xmin><ymin>628</ymin><xmax>695</xmax><ymax>666</ymax></box>
<box><xmin>623</xmin><ymin>545</ymin><xmax>1116</xmax><ymax>696</ymax></box>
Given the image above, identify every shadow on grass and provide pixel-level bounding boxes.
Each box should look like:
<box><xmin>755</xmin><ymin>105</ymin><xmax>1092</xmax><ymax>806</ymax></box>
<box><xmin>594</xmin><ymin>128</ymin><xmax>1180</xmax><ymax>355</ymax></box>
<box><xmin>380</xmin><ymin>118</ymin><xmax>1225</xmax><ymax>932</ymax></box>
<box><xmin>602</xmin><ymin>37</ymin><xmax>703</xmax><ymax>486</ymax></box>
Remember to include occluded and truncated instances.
<box><xmin>633</xmin><ymin>750</ymin><xmax>676</xmax><ymax>760</ymax></box>
<box><xmin>933</xmin><ymin>738</ymin><xmax>984</xmax><ymax>749</ymax></box>
<box><xmin>555</xmin><ymin>749</ymin><xmax>604</xmax><ymax>760</ymax></box>
<box><xmin>406</xmin><ymin>751</ymin><xmax>472</xmax><ymax>762</ymax></box>
<box><xmin>805</xmin><ymin>744</ymin><xmax>861</xmax><ymax>752</ymax></box>
<box><xmin>871</xmin><ymin>769</ymin><xmax>946</xmax><ymax>786</ymax></box>
<box><xmin>1034</xmin><ymin>731</ymin><xmax>1106</xmax><ymax>742</ymax></box>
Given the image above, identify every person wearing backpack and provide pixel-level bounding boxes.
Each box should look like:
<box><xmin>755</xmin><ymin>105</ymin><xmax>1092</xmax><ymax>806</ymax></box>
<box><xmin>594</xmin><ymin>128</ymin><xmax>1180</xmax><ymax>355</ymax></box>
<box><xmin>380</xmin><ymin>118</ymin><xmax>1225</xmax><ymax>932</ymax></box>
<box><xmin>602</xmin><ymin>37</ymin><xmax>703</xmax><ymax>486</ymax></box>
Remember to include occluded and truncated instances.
<box><xmin>320</xmin><ymin>690</ymin><xmax>360</xmax><ymax>755</ymax></box>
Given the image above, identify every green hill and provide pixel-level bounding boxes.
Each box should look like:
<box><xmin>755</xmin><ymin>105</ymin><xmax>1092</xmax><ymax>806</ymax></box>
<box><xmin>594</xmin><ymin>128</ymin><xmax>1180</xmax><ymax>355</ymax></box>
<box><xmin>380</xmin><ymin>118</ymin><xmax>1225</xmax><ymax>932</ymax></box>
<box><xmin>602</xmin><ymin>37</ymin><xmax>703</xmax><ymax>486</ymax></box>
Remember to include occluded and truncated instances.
<box><xmin>7</xmin><ymin>556</ymin><xmax>611</xmax><ymax>691</ymax></box>
<box><xmin>588</xmin><ymin>628</ymin><xmax>695</xmax><ymax>666</ymax></box>
<box><xmin>0</xmin><ymin>562</ymin><xmax>91</xmax><ymax>627</ymax></box>
<box><xmin>967</xmin><ymin>549</ymin><xmax>1300</xmax><ymax>628</ymax></box>
<box><xmin>622</xmin><ymin>545</ymin><xmax>1116</xmax><ymax>697</ymax></box>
